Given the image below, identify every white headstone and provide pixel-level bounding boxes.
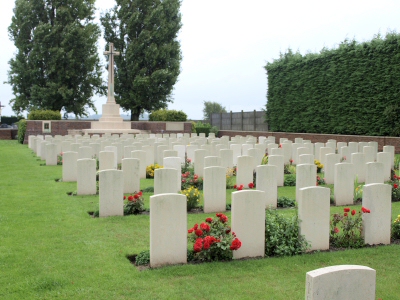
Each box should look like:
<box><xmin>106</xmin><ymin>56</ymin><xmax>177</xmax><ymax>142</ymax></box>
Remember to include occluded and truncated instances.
<box><xmin>154</xmin><ymin>168</ymin><xmax>180</xmax><ymax>195</ymax></box>
<box><xmin>122</xmin><ymin>158</ymin><xmax>140</xmax><ymax>194</ymax></box>
<box><xmin>351</xmin><ymin>152</ymin><xmax>366</xmax><ymax>183</ymax></box>
<box><xmin>104</xmin><ymin>146</ymin><xmax>118</xmax><ymax>169</ymax></box>
<box><xmin>204</xmin><ymin>156</ymin><xmax>221</xmax><ymax>168</ymax></box>
<box><xmin>365</xmin><ymin>162</ymin><xmax>384</xmax><ymax>185</ymax></box>
<box><xmin>220</xmin><ymin>149</ymin><xmax>234</xmax><ymax>169</ymax></box>
<box><xmin>232</xmin><ymin>190</ymin><xmax>265</xmax><ymax>259</ymax></box>
<box><xmin>376</xmin><ymin>152</ymin><xmax>391</xmax><ymax>181</ymax></box>
<box><xmin>296</xmin><ymin>164</ymin><xmax>317</xmax><ymax>201</ymax></box>
<box><xmin>305</xmin><ymin>265</ymin><xmax>376</xmax><ymax>300</ymax></box>
<box><xmin>236</xmin><ymin>156</ymin><xmax>255</xmax><ymax>187</ymax></box>
<box><xmin>383</xmin><ymin>145</ymin><xmax>395</xmax><ymax>169</ymax></box>
<box><xmin>45</xmin><ymin>143</ymin><xmax>58</xmax><ymax>166</ymax></box>
<box><xmin>99</xmin><ymin>169</ymin><xmax>123</xmax><ymax>217</ymax></box>
<box><xmin>194</xmin><ymin>149</ymin><xmax>208</xmax><ymax>177</ymax></box>
<box><xmin>363</xmin><ymin>146</ymin><xmax>375</xmax><ymax>163</ymax></box>
<box><xmin>268</xmin><ymin>155</ymin><xmax>284</xmax><ymax>187</ymax></box>
<box><xmin>298</xmin><ymin>186</ymin><xmax>330</xmax><ymax>251</ymax></box>
<box><xmin>131</xmin><ymin>150</ymin><xmax>147</xmax><ymax>179</ymax></box>
<box><xmin>203</xmin><ymin>166</ymin><xmax>226</xmax><ymax>213</ymax></box>
<box><xmin>334</xmin><ymin>163</ymin><xmax>355</xmax><ymax>206</ymax></box>
<box><xmin>163</xmin><ymin>157</ymin><xmax>182</xmax><ymax>189</ymax></box>
<box><xmin>77</xmin><ymin>158</ymin><xmax>96</xmax><ymax>195</ymax></box>
<box><xmin>256</xmin><ymin>165</ymin><xmax>277</xmax><ymax>208</ymax></box>
<box><xmin>324</xmin><ymin>153</ymin><xmax>340</xmax><ymax>185</ymax></box>
<box><xmin>150</xmin><ymin>193</ymin><xmax>187</xmax><ymax>268</ymax></box>
<box><xmin>362</xmin><ymin>183</ymin><xmax>391</xmax><ymax>245</ymax></box>
<box><xmin>62</xmin><ymin>151</ymin><xmax>78</xmax><ymax>182</ymax></box>
<box><xmin>99</xmin><ymin>151</ymin><xmax>115</xmax><ymax>171</ymax></box>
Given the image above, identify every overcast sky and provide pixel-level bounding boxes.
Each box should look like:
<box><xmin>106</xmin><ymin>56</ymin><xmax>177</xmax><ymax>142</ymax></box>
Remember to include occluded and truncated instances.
<box><xmin>1</xmin><ymin>0</ymin><xmax>399</xmax><ymax>120</ymax></box>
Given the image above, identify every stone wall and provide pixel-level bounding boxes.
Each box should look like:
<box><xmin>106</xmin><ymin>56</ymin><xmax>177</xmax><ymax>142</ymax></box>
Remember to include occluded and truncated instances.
<box><xmin>219</xmin><ymin>130</ymin><xmax>400</xmax><ymax>153</ymax></box>
<box><xmin>23</xmin><ymin>120</ymin><xmax>192</xmax><ymax>143</ymax></box>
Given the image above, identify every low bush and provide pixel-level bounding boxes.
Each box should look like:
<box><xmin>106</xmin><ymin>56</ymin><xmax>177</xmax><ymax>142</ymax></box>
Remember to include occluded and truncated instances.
<box><xmin>28</xmin><ymin>110</ymin><xmax>61</xmax><ymax>120</ymax></box>
<box><xmin>392</xmin><ymin>214</ymin><xmax>400</xmax><ymax>239</ymax></box>
<box><xmin>277</xmin><ymin>196</ymin><xmax>296</xmax><ymax>208</ymax></box>
<box><xmin>135</xmin><ymin>250</ymin><xmax>150</xmax><ymax>266</ymax></box>
<box><xmin>149</xmin><ymin>109</ymin><xmax>187</xmax><ymax>121</ymax></box>
<box><xmin>265</xmin><ymin>209</ymin><xmax>309</xmax><ymax>257</ymax></box>
<box><xmin>284</xmin><ymin>174</ymin><xmax>296</xmax><ymax>186</ymax></box>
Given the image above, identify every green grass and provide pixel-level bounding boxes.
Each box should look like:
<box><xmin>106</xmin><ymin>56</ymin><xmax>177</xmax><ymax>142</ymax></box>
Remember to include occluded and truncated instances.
<box><xmin>1</xmin><ymin>140</ymin><xmax>399</xmax><ymax>299</ymax></box>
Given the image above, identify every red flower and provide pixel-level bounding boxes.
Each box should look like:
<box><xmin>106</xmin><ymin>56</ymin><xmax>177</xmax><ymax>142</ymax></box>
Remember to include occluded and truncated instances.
<box><xmin>362</xmin><ymin>207</ymin><xmax>371</xmax><ymax>213</ymax></box>
<box><xmin>193</xmin><ymin>223</ymin><xmax>198</xmax><ymax>230</ymax></box>
<box><xmin>138</xmin><ymin>191</ymin><xmax>143</xmax><ymax>196</ymax></box>
<box><xmin>344</xmin><ymin>212</ymin><xmax>348</xmax><ymax>217</ymax></box>
<box><xmin>134</xmin><ymin>194</ymin><xmax>139</xmax><ymax>199</ymax></box>
<box><xmin>194</xmin><ymin>174</ymin><xmax>198</xmax><ymax>180</ymax></box>
<box><xmin>351</xmin><ymin>209</ymin><xmax>356</xmax><ymax>216</ymax></box>
<box><xmin>248</xmin><ymin>182</ymin><xmax>254</xmax><ymax>188</ymax></box>
<box><xmin>195</xmin><ymin>229</ymin><xmax>203</xmax><ymax>237</ymax></box>
<box><xmin>219</xmin><ymin>214</ymin><xmax>228</xmax><ymax>223</ymax></box>
<box><xmin>182</xmin><ymin>179</ymin><xmax>186</xmax><ymax>183</ymax></box>
<box><xmin>334</xmin><ymin>227</ymin><xmax>339</xmax><ymax>233</ymax></box>
<box><xmin>237</xmin><ymin>185</ymin><xmax>243</xmax><ymax>191</ymax></box>
<box><xmin>193</xmin><ymin>238</ymin><xmax>203</xmax><ymax>252</ymax></box>
<box><xmin>232</xmin><ymin>232</ymin><xmax>236</xmax><ymax>237</ymax></box>
<box><xmin>128</xmin><ymin>195</ymin><xmax>134</xmax><ymax>201</ymax></box>
<box><xmin>344</xmin><ymin>207</ymin><xmax>350</xmax><ymax>213</ymax></box>
<box><xmin>187</xmin><ymin>158</ymin><xmax>191</xmax><ymax>163</ymax></box>
<box><xmin>394</xmin><ymin>184</ymin><xmax>398</xmax><ymax>189</ymax></box>
<box><xmin>230</xmin><ymin>238</ymin><xmax>242</xmax><ymax>250</ymax></box>
<box><xmin>216</xmin><ymin>213</ymin><xmax>222</xmax><ymax>217</ymax></box>
<box><xmin>123</xmin><ymin>195</ymin><xmax>126</xmax><ymax>200</ymax></box>
<box><xmin>233</xmin><ymin>184</ymin><xmax>237</xmax><ymax>189</ymax></box>
<box><xmin>200</xmin><ymin>222</ymin><xmax>210</xmax><ymax>232</ymax></box>
<box><xmin>203</xmin><ymin>241</ymin><xmax>211</xmax><ymax>250</ymax></box>
<box><xmin>205</xmin><ymin>217</ymin><xmax>213</xmax><ymax>223</ymax></box>
<box><xmin>289</xmin><ymin>159</ymin><xmax>293</xmax><ymax>163</ymax></box>
<box><xmin>188</xmin><ymin>228</ymin><xmax>194</xmax><ymax>233</ymax></box>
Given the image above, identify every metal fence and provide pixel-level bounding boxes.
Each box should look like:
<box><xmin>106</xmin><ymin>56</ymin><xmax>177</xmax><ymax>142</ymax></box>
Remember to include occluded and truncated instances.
<box><xmin>210</xmin><ymin>110</ymin><xmax>268</xmax><ymax>132</ymax></box>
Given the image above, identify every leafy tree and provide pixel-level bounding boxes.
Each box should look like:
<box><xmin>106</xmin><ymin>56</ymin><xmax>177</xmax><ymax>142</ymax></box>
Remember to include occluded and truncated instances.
<box><xmin>203</xmin><ymin>101</ymin><xmax>227</xmax><ymax>120</ymax></box>
<box><xmin>7</xmin><ymin>0</ymin><xmax>104</xmax><ymax>117</ymax></box>
<box><xmin>101</xmin><ymin>0</ymin><xmax>182</xmax><ymax>121</ymax></box>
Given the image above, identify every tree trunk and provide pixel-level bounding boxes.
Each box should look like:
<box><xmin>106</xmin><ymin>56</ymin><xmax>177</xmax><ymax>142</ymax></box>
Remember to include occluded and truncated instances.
<box><xmin>131</xmin><ymin>110</ymin><xmax>139</xmax><ymax>121</ymax></box>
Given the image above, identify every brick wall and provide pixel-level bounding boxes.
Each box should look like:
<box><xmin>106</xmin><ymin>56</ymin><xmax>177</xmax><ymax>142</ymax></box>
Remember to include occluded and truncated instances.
<box><xmin>23</xmin><ymin>120</ymin><xmax>192</xmax><ymax>143</ymax></box>
<box><xmin>0</xmin><ymin>129</ymin><xmax>18</xmax><ymax>140</ymax></box>
<box><xmin>219</xmin><ymin>130</ymin><xmax>400</xmax><ymax>153</ymax></box>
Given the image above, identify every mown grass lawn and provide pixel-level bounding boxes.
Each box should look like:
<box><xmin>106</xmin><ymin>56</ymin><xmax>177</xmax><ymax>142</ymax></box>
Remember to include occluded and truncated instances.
<box><xmin>1</xmin><ymin>140</ymin><xmax>399</xmax><ymax>299</ymax></box>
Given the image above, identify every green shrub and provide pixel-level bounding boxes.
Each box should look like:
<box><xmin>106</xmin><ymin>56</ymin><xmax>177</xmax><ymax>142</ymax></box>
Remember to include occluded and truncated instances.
<box><xmin>194</xmin><ymin>122</ymin><xmax>211</xmax><ymax>136</ymax></box>
<box><xmin>265</xmin><ymin>209</ymin><xmax>309</xmax><ymax>257</ymax></box>
<box><xmin>392</xmin><ymin>214</ymin><xmax>400</xmax><ymax>240</ymax></box>
<box><xmin>135</xmin><ymin>250</ymin><xmax>150</xmax><ymax>266</ymax></box>
<box><xmin>17</xmin><ymin>119</ymin><xmax>27</xmax><ymax>144</ymax></box>
<box><xmin>277</xmin><ymin>196</ymin><xmax>296</xmax><ymax>208</ymax></box>
<box><xmin>284</xmin><ymin>174</ymin><xmax>296</xmax><ymax>186</ymax></box>
<box><xmin>149</xmin><ymin>109</ymin><xmax>187</xmax><ymax>121</ymax></box>
<box><xmin>28</xmin><ymin>110</ymin><xmax>61</xmax><ymax>120</ymax></box>
<box><xmin>209</xmin><ymin>126</ymin><xmax>219</xmax><ymax>136</ymax></box>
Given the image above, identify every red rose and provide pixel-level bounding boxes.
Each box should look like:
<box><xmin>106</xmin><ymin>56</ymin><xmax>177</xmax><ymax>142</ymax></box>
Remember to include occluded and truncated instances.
<box><xmin>344</xmin><ymin>207</ymin><xmax>350</xmax><ymax>213</ymax></box>
<box><xmin>138</xmin><ymin>191</ymin><xmax>143</xmax><ymax>196</ymax></box>
<box><xmin>134</xmin><ymin>194</ymin><xmax>139</xmax><ymax>199</ymax></box>
<box><xmin>205</xmin><ymin>217</ymin><xmax>213</xmax><ymax>223</ymax></box>
<box><xmin>334</xmin><ymin>227</ymin><xmax>339</xmax><ymax>233</ymax></box>
<box><xmin>219</xmin><ymin>214</ymin><xmax>228</xmax><ymax>223</ymax></box>
<box><xmin>216</xmin><ymin>213</ymin><xmax>222</xmax><ymax>217</ymax></box>
<box><xmin>394</xmin><ymin>184</ymin><xmax>398</xmax><ymax>189</ymax></box>
<box><xmin>351</xmin><ymin>210</ymin><xmax>356</xmax><ymax>216</ymax></box>
<box><xmin>200</xmin><ymin>222</ymin><xmax>210</xmax><ymax>232</ymax></box>
<box><xmin>225</xmin><ymin>227</ymin><xmax>231</xmax><ymax>234</ymax></box>
<box><xmin>233</xmin><ymin>184</ymin><xmax>237</xmax><ymax>189</ymax></box>
<box><xmin>248</xmin><ymin>182</ymin><xmax>254</xmax><ymax>188</ymax></box>
<box><xmin>187</xmin><ymin>159</ymin><xmax>191</xmax><ymax>163</ymax></box>
<box><xmin>203</xmin><ymin>241</ymin><xmax>211</xmax><ymax>250</ymax></box>
<box><xmin>194</xmin><ymin>175</ymin><xmax>198</xmax><ymax>180</ymax></box>
<box><xmin>344</xmin><ymin>212</ymin><xmax>348</xmax><ymax>217</ymax></box>
<box><xmin>128</xmin><ymin>195</ymin><xmax>134</xmax><ymax>201</ymax></box>
<box><xmin>193</xmin><ymin>223</ymin><xmax>198</xmax><ymax>230</ymax></box>
<box><xmin>193</xmin><ymin>239</ymin><xmax>203</xmax><ymax>252</ymax></box>
<box><xmin>195</xmin><ymin>229</ymin><xmax>203</xmax><ymax>237</ymax></box>
<box><xmin>237</xmin><ymin>186</ymin><xmax>243</xmax><ymax>191</ymax></box>
<box><xmin>230</xmin><ymin>238</ymin><xmax>242</xmax><ymax>250</ymax></box>
<box><xmin>232</xmin><ymin>232</ymin><xmax>236</xmax><ymax>237</ymax></box>
<box><xmin>188</xmin><ymin>228</ymin><xmax>194</xmax><ymax>233</ymax></box>
<box><xmin>123</xmin><ymin>195</ymin><xmax>126</xmax><ymax>200</ymax></box>
<box><xmin>182</xmin><ymin>179</ymin><xmax>186</xmax><ymax>183</ymax></box>
<box><xmin>362</xmin><ymin>207</ymin><xmax>371</xmax><ymax>213</ymax></box>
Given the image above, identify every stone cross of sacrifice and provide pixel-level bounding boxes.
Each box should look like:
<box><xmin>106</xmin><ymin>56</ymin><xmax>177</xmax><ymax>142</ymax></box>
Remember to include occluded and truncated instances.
<box><xmin>104</xmin><ymin>43</ymin><xmax>120</xmax><ymax>104</ymax></box>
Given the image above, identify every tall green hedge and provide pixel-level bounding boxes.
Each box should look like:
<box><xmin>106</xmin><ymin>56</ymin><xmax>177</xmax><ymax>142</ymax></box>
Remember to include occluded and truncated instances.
<box><xmin>17</xmin><ymin>119</ymin><xmax>27</xmax><ymax>144</ymax></box>
<box><xmin>265</xmin><ymin>32</ymin><xmax>400</xmax><ymax>136</ymax></box>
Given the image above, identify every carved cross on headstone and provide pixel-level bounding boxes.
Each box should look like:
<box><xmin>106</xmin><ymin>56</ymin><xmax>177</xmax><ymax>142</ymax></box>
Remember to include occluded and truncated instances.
<box><xmin>104</xmin><ymin>43</ymin><xmax>120</xmax><ymax>104</ymax></box>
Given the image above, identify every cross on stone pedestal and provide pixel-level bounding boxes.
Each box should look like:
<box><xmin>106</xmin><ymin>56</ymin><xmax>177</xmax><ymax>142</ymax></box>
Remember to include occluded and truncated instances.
<box><xmin>104</xmin><ymin>43</ymin><xmax>120</xmax><ymax>104</ymax></box>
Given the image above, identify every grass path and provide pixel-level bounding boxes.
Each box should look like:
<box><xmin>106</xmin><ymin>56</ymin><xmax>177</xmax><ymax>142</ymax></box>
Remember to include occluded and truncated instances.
<box><xmin>0</xmin><ymin>140</ymin><xmax>399</xmax><ymax>299</ymax></box>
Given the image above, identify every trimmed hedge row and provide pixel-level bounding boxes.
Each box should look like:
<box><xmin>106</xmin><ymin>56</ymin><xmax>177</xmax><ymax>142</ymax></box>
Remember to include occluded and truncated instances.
<box><xmin>149</xmin><ymin>109</ymin><xmax>187</xmax><ymax>121</ymax></box>
<box><xmin>265</xmin><ymin>32</ymin><xmax>400</xmax><ymax>136</ymax></box>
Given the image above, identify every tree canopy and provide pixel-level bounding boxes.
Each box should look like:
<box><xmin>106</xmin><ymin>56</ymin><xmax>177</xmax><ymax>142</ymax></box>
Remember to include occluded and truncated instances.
<box><xmin>7</xmin><ymin>0</ymin><xmax>104</xmax><ymax>117</ymax></box>
<box><xmin>203</xmin><ymin>101</ymin><xmax>227</xmax><ymax>120</ymax></box>
<box><xmin>101</xmin><ymin>0</ymin><xmax>182</xmax><ymax>121</ymax></box>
